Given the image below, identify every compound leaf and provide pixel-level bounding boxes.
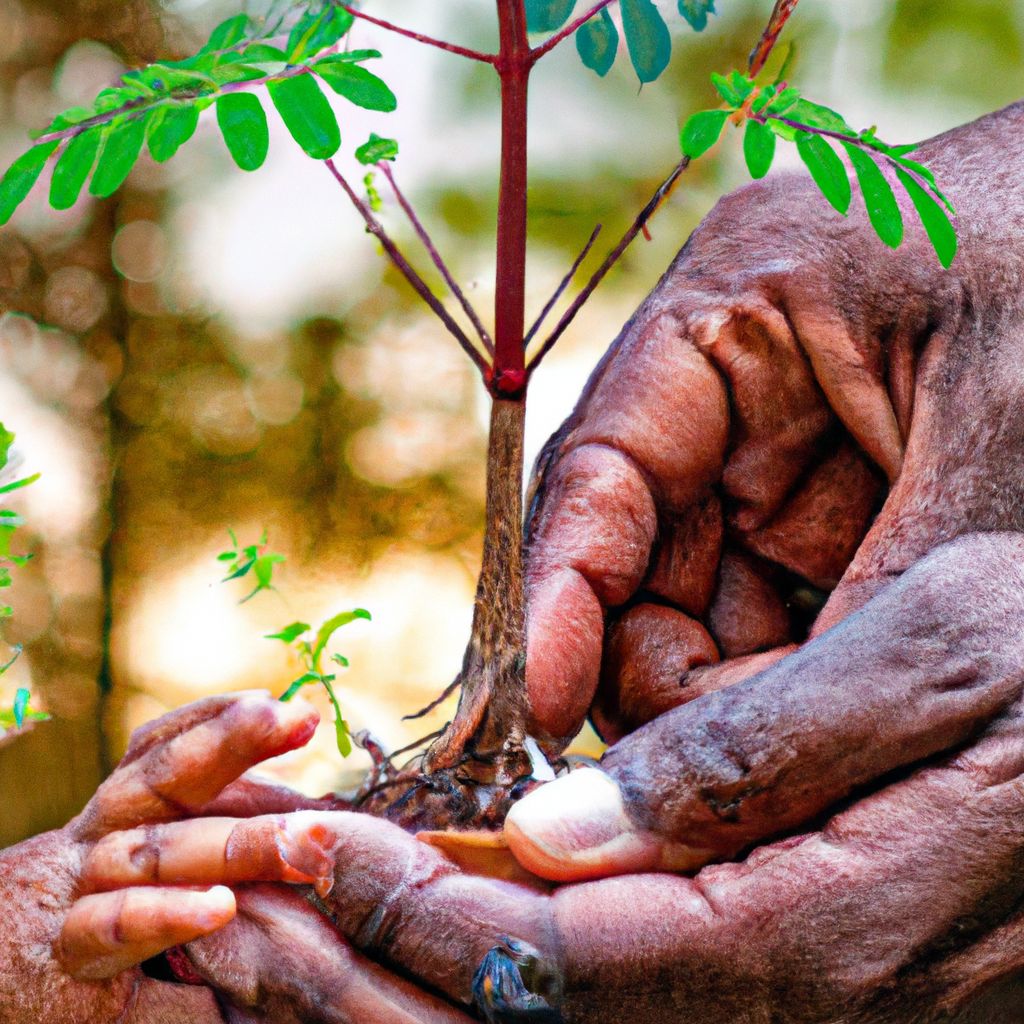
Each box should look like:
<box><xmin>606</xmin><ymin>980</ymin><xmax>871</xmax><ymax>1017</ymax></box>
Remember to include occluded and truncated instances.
<box><xmin>0</xmin><ymin>141</ymin><xmax>59</xmax><ymax>226</ymax></box>
<box><xmin>894</xmin><ymin>165</ymin><xmax>957</xmax><ymax>268</ymax></box>
<box><xmin>216</xmin><ymin>92</ymin><xmax>269</xmax><ymax>171</ymax></box>
<box><xmin>680</xmin><ymin>108</ymin><xmax>728</xmax><ymax>158</ymax></box>
<box><xmin>49</xmin><ymin>130</ymin><xmax>102</xmax><ymax>210</ymax></box>
<box><xmin>268</xmin><ymin>74</ymin><xmax>340</xmax><ymax>159</ymax></box>
<box><xmin>576</xmin><ymin>8</ymin><xmax>618</xmax><ymax>77</ymax></box>
<box><xmin>796</xmin><ymin>130</ymin><xmax>851</xmax><ymax>215</ymax></box>
<box><xmin>621</xmin><ymin>0</ymin><xmax>671</xmax><ymax>83</ymax></box>
<box><xmin>314</xmin><ymin>62</ymin><xmax>396</xmax><ymax>112</ymax></box>
<box><xmin>843</xmin><ymin>142</ymin><xmax>902</xmax><ymax>248</ymax></box>
<box><xmin>743</xmin><ymin>118</ymin><xmax>776</xmax><ymax>179</ymax></box>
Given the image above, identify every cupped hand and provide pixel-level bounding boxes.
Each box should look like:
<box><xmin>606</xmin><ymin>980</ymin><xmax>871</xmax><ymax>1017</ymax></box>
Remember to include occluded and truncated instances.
<box><xmin>0</xmin><ymin>690</ymin><xmax>325</xmax><ymax>1024</ymax></box>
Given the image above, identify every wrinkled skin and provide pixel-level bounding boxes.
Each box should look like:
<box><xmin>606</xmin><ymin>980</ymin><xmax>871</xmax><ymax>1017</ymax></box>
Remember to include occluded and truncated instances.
<box><xmin>7</xmin><ymin>101</ymin><xmax>1024</xmax><ymax>1022</ymax></box>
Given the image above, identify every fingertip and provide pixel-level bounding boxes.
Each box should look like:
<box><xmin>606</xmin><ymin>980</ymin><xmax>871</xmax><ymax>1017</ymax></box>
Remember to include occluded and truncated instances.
<box><xmin>196</xmin><ymin>885</ymin><xmax>237</xmax><ymax>931</ymax></box>
<box><xmin>506</xmin><ymin>768</ymin><xmax>709</xmax><ymax>881</ymax></box>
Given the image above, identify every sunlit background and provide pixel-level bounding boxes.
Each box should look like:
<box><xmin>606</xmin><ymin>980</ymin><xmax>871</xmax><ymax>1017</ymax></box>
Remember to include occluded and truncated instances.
<box><xmin>0</xmin><ymin>0</ymin><xmax>1022</xmax><ymax>844</ymax></box>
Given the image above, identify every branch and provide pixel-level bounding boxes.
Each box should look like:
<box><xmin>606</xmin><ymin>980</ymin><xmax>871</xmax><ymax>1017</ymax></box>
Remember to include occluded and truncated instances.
<box><xmin>523</xmin><ymin>223</ymin><xmax>602</xmax><ymax>350</ymax></box>
<box><xmin>530</xmin><ymin>0</ymin><xmax>617</xmax><ymax>63</ymax></box>
<box><xmin>748</xmin><ymin>0</ymin><xmax>800</xmax><ymax>77</ymax></box>
<box><xmin>529</xmin><ymin>0</ymin><xmax>802</xmax><ymax>373</ymax></box>
<box><xmin>34</xmin><ymin>64</ymin><xmax>311</xmax><ymax>146</ymax></box>
<box><xmin>379</xmin><ymin>163</ymin><xmax>494</xmax><ymax>355</ymax></box>
<box><xmin>334</xmin><ymin>2</ymin><xmax>496</xmax><ymax>64</ymax></box>
<box><xmin>528</xmin><ymin>160</ymin><xmax>688</xmax><ymax>373</ymax></box>
<box><xmin>325</xmin><ymin>160</ymin><xmax>491</xmax><ymax>377</ymax></box>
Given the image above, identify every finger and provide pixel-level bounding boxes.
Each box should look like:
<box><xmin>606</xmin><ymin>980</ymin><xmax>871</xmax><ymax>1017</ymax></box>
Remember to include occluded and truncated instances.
<box><xmin>84</xmin><ymin>813</ymin><xmax>343</xmax><ymax>892</ymax></box>
<box><xmin>593</xmin><ymin>604</ymin><xmax>719</xmax><ymax>743</ymax></box>
<box><xmin>547</xmin><ymin>706</ymin><xmax>1024</xmax><ymax>1024</ymax></box>
<box><xmin>198</xmin><ymin>771</ymin><xmax>348</xmax><ymax>817</ymax></box>
<box><xmin>509</xmin><ymin>532</ymin><xmax>1024</xmax><ymax>879</ymax></box>
<box><xmin>76</xmin><ymin>692</ymin><xmax>319</xmax><ymax>838</ymax></box>
<box><xmin>186</xmin><ymin>885</ymin><xmax>476</xmax><ymax>1024</ymax></box>
<box><xmin>59</xmin><ymin>886</ymin><xmax>236</xmax><ymax>981</ymax></box>
<box><xmin>525</xmin><ymin>313</ymin><xmax>729</xmax><ymax>743</ymax></box>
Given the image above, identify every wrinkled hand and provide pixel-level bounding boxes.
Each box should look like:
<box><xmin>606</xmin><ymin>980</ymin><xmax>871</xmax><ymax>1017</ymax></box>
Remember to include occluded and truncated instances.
<box><xmin>0</xmin><ymin>691</ymin><xmax>332</xmax><ymax>1024</ymax></box>
<box><xmin>46</xmin><ymin>103</ymin><xmax>1024</xmax><ymax>1023</ymax></box>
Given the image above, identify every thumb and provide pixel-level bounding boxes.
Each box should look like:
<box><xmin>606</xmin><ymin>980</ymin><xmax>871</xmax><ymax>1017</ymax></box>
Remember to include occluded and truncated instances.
<box><xmin>504</xmin><ymin>767</ymin><xmax>711</xmax><ymax>882</ymax></box>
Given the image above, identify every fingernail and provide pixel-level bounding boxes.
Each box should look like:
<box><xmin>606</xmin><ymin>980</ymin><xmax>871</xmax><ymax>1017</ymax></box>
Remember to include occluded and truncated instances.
<box><xmin>192</xmin><ymin>886</ymin><xmax>236</xmax><ymax>930</ymax></box>
<box><xmin>505</xmin><ymin>767</ymin><xmax>707</xmax><ymax>881</ymax></box>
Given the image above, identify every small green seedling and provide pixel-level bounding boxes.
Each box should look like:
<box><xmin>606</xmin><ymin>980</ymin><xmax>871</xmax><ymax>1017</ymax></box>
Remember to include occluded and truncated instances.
<box><xmin>218</xmin><ymin>528</ymin><xmax>370</xmax><ymax>756</ymax></box>
<box><xmin>267</xmin><ymin>609</ymin><xmax>371</xmax><ymax>756</ymax></box>
<box><xmin>218</xmin><ymin>527</ymin><xmax>287</xmax><ymax>603</ymax></box>
<box><xmin>0</xmin><ymin>423</ymin><xmax>45</xmax><ymax>731</ymax></box>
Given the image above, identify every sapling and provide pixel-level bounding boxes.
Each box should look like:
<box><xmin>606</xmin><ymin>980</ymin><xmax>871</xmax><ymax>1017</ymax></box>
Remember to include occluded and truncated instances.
<box><xmin>0</xmin><ymin>0</ymin><xmax>956</xmax><ymax>829</ymax></box>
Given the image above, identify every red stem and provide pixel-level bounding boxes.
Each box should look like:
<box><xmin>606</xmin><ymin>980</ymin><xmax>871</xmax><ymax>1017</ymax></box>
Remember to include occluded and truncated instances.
<box><xmin>491</xmin><ymin>0</ymin><xmax>531</xmax><ymax>397</ymax></box>
<box><xmin>334</xmin><ymin>2</ymin><xmax>496</xmax><ymax>64</ymax></box>
<box><xmin>530</xmin><ymin>0</ymin><xmax>618</xmax><ymax>63</ymax></box>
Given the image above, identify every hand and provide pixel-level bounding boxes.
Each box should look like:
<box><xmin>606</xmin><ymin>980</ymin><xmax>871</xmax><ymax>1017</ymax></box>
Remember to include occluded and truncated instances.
<box><xmin>82</xmin><ymin>103</ymin><xmax>1024</xmax><ymax>1023</ymax></box>
<box><xmin>0</xmin><ymin>691</ymin><xmax>325</xmax><ymax>1024</ymax></box>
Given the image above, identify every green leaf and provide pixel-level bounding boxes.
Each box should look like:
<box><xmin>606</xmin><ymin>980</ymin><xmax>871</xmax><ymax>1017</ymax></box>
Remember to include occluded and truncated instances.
<box><xmin>525</xmin><ymin>0</ymin><xmax>576</xmax><ymax>33</ymax></box>
<box><xmin>678</xmin><ymin>0</ymin><xmax>717</xmax><ymax>31</ymax></box>
<box><xmin>314</xmin><ymin>63</ymin><xmax>396</xmax><ymax>112</ymax></box>
<box><xmin>621</xmin><ymin>0</ymin><xmax>671</xmax><ymax>83</ymax></box>
<box><xmin>0</xmin><ymin>473</ymin><xmax>39</xmax><ymax>496</ymax></box>
<box><xmin>253</xmin><ymin>552</ymin><xmax>285</xmax><ymax>589</ymax></box>
<box><xmin>201</xmin><ymin>13</ymin><xmax>250</xmax><ymax>55</ymax></box>
<box><xmin>710</xmin><ymin>71</ymin><xmax>743</xmax><ymax>107</ymax></box>
<box><xmin>787</xmin><ymin>98</ymin><xmax>854</xmax><ymax>136</ymax></box>
<box><xmin>32</xmin><ymin>107</ymin><xmax>93</xmax><ymax>139</ymax></box>
<box><xmin>279</xmin><ymin>672</ymin><xmax>320</xmax><ymax>701</ymax></box>
<box><xmin>312</xmin><ymin>607</ymin><xmax>371</xmax><ymax>666</ymax></box>
<box><xmin>241</xmin><ymin>43</ymin><xmax>290</xmax><ymax>62</ymax></box>
<box><xmin>135</xmin><ymin>63</ymin><xmax>217</xmax><ymax>92</ymax></box>
<box><xmin>743</xmin><ymin>119</ymin><xmax>776</xmax><ymax>179</ymax></box>
<box><xmin>0</xmin><ymin>142</ymin><xmax>59</xmax><ymax>227</ymax></box>
<box><xmin>795</xmin><ymin>131</ymin><xmax>851</xmax><ymax>215</ymax></box>
<box><xmin>728</xmin><ymin>70</ymin><xmax>756</xmax><ymax>102</ymax></box>
<box><xmin>320</xmin><ymin>675</ymin><xmax>352</xmax><ymax>757</ymax></box>
<box><xmin>216</xmin><ymin>93</ymin><xmax>269</xmax><ymax>171</ymax></box>
<box><xmin>576</xmin><ymin>8</ymin><xmax>618</xmax><ymax>77</ymax></box>
<box><xmin>355</xmin><ymin>132</ymin><xmax>398</xmax><ymax>164</ymax></box>
<box><xmin>210</xmin><ymin>62</ymin><xmax>267</xmax><ymax>86</ymax></box>
<box><xmin>330</xmin><ymin>653</ymin><xmax>349</xmax><ymax>667</ymax></box>
<box><xmin>680</xmin><ymin>109</ymin><xmax>729</xmax><ymax>159</ymax></box>
<box><xmin>268</xmin><ymin>74</ymin><xmax>340</xmax><ymax>160</ymax></box>
<box><xmin>266</xmin><ymin>621</ymin><xmax>312</xmax><ymax>644</ymax></box>
<box><xmin>222</xmin><ymin>557</ymin><xmax>255</xmax><ymax>582</ymax></box>
<box><xmin>314</xmin><ymin>49</ymin><xmax>382</xmax><ymax>65</ymax></box>
<box><xmin>89</xmin><ymin>115</ymin><xmax>147</xmax><ymax>198</ymax></box>
<box><xmin>843</xmin><ymin>142</ymin><xmax>902</xmax><ymax>249</ymax></box>
<box><xmin>148</xmin><ymin>105</ymin><xmax>200</xmax><ymax>162</ymax></box>
<box><xmin>766</xmin><ymin>86</ymin><xmax>800</xmax><ymax>116</ymax></box>
<box><xmin>49</xmin><ymin>130</ymin><xmax>102</xmax><ymax>210</ymax></box>
<box><xmin>894</xmin><ymin>165</ymin><xmax>957</xmax><ymax>268</ymax></box>
<box><xmin>286</xmin><ymin>4</ymin><xmax>354</xmax><ymax>62</ymax></box>
<box><xmin>93</xmin><ymin>87</ymin><xmax>135</xmax><ymax>114</ymax></box>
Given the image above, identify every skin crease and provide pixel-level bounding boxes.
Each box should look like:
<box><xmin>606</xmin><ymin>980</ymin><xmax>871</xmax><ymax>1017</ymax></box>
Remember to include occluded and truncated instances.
<box><xmin>5</xmin><ymin>101</ymin><xmax>1024</xmax><ymax>1021</ymax></box>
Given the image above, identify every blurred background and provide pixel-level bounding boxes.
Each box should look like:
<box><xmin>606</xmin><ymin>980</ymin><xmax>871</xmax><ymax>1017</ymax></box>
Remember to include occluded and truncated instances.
<box><xmin>0</xmin><ymin>0</ymin><xmax>1021</xmax><ymax>845</ymax></box>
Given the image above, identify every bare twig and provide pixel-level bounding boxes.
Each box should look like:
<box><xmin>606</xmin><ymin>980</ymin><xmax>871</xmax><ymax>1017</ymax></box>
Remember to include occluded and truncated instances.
<box><xmin>530</xmin><ymin>0</ymin><xmax>618</xmax><ymax>63</ymax></box>
<box><xmin>528</xmin><ymin>161</ymin><xmax>688</xmax><ymax>373</ymax></box>
<box><xmin>528</xmin><ymin>0</ymin><xmax>802</xmax><ymax>373</ymax></box>
<box><xmin>325</xmin><ymin>160</ymin><xmax>491</xmax><ymax>376</ymax></box>
<box><xmin>403</xmin><ymin>675</ymin><xmax>463</xmax><ymax>720</ymax></box>
<box><xmin>379</xmin><ymin>163</ymin><xmax>494</xmax><ymax>355</ymax></box>
<box><xmin>334</xmin><ymin>2</ymin><xmax>495</xmax><ymax>64</ymax></box>
<box><xmin>523</xmin><ymin>223</ymin><xmax>602</xmax><ymax>350</ymax></box>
